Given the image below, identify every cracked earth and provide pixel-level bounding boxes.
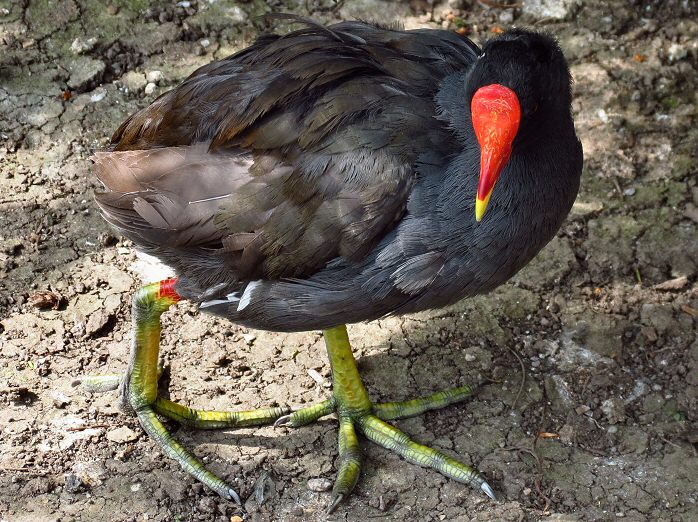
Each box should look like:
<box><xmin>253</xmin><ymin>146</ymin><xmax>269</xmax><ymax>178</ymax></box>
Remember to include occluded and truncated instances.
<box><xmin>1</xmin><ymin>0</ymin><xmax>697</xmax><ymax>521</ymax></box>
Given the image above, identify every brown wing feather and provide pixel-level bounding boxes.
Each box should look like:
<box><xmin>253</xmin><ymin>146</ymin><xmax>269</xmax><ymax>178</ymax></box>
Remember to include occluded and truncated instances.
<box><xmin>96</xmin><ymin>19</ymin><xmax>476</xmax><ymax>285</ymax></box>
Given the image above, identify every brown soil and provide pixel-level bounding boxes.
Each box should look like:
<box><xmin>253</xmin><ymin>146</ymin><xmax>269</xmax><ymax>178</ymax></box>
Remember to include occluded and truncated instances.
<box><xmin>1</xmin><ymin>1</ymin><xmax>697</xmax><ymax>521</ymax></box>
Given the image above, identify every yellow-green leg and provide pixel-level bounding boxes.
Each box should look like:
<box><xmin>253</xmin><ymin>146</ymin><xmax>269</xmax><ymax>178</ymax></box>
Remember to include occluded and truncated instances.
<box><xmin>277</xmin><ymin>325</ymin><xmax>494</xmax><ymax>513</ymax></box>
<box><xmin>78</xmin><ymin>280</ymin><xmax>289</xmax><ymax>503</ymax></box>
<box><xmin>80</xmin><ymin>281</ymin><xmax>492</xmax><ymax>511</ymax></box>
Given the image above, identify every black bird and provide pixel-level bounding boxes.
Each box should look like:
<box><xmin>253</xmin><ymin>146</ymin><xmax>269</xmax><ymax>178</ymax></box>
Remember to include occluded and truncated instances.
<box><xmin>87</xmin><ymin>17</ymin><xmax>582</xmax><ymax>512</ymax></box>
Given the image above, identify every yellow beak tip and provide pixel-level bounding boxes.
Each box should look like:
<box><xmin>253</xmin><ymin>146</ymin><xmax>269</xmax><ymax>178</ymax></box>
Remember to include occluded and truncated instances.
<box><xmin>475</xmin><ymin>195</ymin><xmax>491</xmax><ymax>223</ymax></box>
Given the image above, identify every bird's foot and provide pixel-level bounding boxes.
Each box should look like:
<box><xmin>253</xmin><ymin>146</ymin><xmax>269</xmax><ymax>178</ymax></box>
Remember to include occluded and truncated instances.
<box><xmin>78</xmin><ymin>280</ymin><xmax>494</xmax><ymax>512</ymax></box>
<box><xmin>78</xmin><ymin>377</ymin><xmax>288</xmax><ymax>503</ymax></box>
<box><xmin>275</xmin><ymin>385</ymin><xmax>493</xmax><ymax>513</ymax></box>
<box><xmin>275</xmin><ymin>326</ymin><xmax>495</xmax><ymax>513</ymax></box>
<box><xmin>78</xmin><ymin>371</ymin><xmax>288</xmax><ymax>503</ymax></box>
<box><xmin>76</xmin><ymin>279</ymin><xmax>290</xmax><ymax>503</ymax></box>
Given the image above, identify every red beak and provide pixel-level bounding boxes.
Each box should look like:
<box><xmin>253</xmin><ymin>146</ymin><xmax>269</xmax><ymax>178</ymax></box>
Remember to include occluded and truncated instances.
<box><xmin>471</xmin><ymin>84</ymin><xmax>521</xmax><ymax>222</ymax></box>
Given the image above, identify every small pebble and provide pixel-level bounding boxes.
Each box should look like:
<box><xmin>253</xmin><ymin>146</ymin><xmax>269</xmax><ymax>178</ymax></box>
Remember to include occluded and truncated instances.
<box><xmin>106</xmin><ymin>426</ymin><xmax>139</xmax><ymax>443</ymax></box>
<box><xmin>146</xmin><ymin>70</ymin><xmax>163</xmax><ymax>83</ymax></box>
<box><xmin>64</xmin><ymin>473</ymin><xmax>87</xmax><ymax>493</ymax></box>
<box><xmin>575</xmin><ymin>404</ymin><xmax>590</xmax><ymax>415</ymax></box>
<box><xmin>227</xmin><ymin>6</ymin><xmax>247</xmax><ymax>24</ymax></box>
<box><xmin>51</xmin><ymin>391</ymin><xmax>71</xmax><ymax>408</ymax></box>
<box><xmin>307</xmin><ymin>369</ymin><xmax>325</xmax><ymax>385</ymax></box>
<box><xmin>198</xmin><ymin>496</ymin><xmax>217</xmax><ymax>513</ymax></box>
<box><xmin>307</xmin><ymin>477</ymin><xmax>332</xmax><ymax>492</ymax></box>
<box><xmin>667</xmin><ymin>42</ymin><xmax>687</xmax><ymax>62</ymax></box>
<box><xmin>597</xmin><ymin>108</ymin><xmax>609</xmax><ymax>123</ymax></box>
<box><xmin>85</xmin><ymin>308</ymin><xmax>114</xmax><ymax>337</ymax></box>
<box><xmin>70</xmin><ymin>36</ymin><xmax>98</xmax><ymax>54</ymax></box>
<box><xmin>144</xmin><ymin>82</ymin><xmax>156</xmax><ymax>95</ymax></box>
<box><xmin>623</xmin><ymin>187</ymin><xmax>636</xmax><ymax>196</ymax></box>
<box><xmin>28</xmin><ymin>290</ymin><xmax>62</xmax><ymax>310</ymax></box>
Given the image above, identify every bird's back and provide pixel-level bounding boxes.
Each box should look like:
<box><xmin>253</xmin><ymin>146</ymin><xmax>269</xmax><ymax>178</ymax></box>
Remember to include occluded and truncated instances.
<box><xmin>110</xmin><ymin>19</ymin><xmax>478</xmax><ymax>152</ymax></box>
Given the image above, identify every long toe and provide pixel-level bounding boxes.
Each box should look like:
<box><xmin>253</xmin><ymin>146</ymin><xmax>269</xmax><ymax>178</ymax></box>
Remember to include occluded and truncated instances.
<box><xmin>74</xmin><ymin>374</ymin><xmax>122</xmax><ymax>393</ymax></box>
<box><xmin>327</xmin><ymin>417</ymin><xmax>362</xmax><ymax>513</ymax></box>
<box><xmin>372</xmin><ymin>385</ymin><xmax>474</xmax><ymax>421</ymax></box>
<box><xmin>358</xmin><ymin>414</ymin><xmax>492</xmax><ymax>497</ymax></box>
<box><xmin>153</xmin><ymin>397</ymin><xmax>290</xmax><ymax>429</ymax></box>
<box><xmin>136</xmin><ymin>407</ymin><xmax>242</xmax><ymax>502</ymax></box>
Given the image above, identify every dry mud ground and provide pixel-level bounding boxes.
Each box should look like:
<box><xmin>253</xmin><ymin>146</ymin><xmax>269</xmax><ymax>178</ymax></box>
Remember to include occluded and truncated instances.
<box><xmin>1</xmin><ymin>1</ymin><xmax>697</xmax><ymax>521</ymax></box>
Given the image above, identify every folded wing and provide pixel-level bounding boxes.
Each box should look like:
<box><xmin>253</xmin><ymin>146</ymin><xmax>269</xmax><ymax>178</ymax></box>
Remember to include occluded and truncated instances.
<box><xmin>95</xmin><ymin>19</ymin><xmax>477</xmax><ymax>286</ymax></box>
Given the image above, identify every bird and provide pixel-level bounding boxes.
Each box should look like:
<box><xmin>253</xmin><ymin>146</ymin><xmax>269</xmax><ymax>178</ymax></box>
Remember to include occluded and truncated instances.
<box><xmin>86</xmin><ymin>15</ymin><xmax>582</xmax><ymax>512</ymax></box>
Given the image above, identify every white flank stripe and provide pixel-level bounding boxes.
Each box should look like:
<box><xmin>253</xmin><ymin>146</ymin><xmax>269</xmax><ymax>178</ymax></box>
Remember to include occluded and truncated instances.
<box><xmin>200</xmin><ymin>292</ymin><xmax>240</xmax><ymax>309</ymax></box>
<box><xmin>237</xmin><ymin>280</ymin><xmax>261</xmax><ymax>311</ymax></box>
<box><xmin>200</xmin><ymin>299</ymin><xmax>229</xmax><ymax>309</ymax></box>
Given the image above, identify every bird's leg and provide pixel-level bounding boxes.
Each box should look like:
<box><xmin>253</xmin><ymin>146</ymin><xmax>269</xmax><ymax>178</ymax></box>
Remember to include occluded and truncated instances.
<box><xmin>117</xmin><ymin>280</ymin><xmax>242</xmax><ymax>501</ymax></box>
<box><xmin>277</xmin><ymin>325</ymin><xmax>494</xmax><ymax>512</ymax></box>
<box><xmin>323</xmin><ymin>325</ymin><xmax>373</xmax><ymax>511</ymax></box>
<box><xmin>77</xmin><ymin>279</ymin><xmax>289</xmax><ymax>502</ymax></box>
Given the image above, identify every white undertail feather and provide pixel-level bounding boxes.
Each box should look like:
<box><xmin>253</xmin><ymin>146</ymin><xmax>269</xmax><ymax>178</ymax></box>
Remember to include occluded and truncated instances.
<box><xmin>131</xmin><ymin>251</ymin><xmax>176</xmax><ymax>283</ymax></box>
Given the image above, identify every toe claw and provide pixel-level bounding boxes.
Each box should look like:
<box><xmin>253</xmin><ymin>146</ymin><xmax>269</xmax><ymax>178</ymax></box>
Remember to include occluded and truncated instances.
<box><xmin>227</xmin><ymin>487</ymin><xmax>241</xmax><ymax>505</ymax></box>
<box><xmin>480</xmin><ymin>480</ymin><xmax>497</xmax><ymax>500</ymax></box>
<box><xmin>326</xmin><ymin>493</ymin><xmax>344</xmax><ymax>514</ymax></box>
<box><xmin>274</xmin><ymin>414</ymin><xmax>293</xmax><ymax>428</ymax></box>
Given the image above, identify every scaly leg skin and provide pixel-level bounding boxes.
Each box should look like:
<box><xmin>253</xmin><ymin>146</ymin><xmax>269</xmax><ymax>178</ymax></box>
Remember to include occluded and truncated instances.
<box><xmin>79</xmin><ymin>280</ymin><xmax>492</xmax><ymax>511</ymax></box>
<box><xmin>77</xmin><ymin>279</ymin><xmax>290</xmax><ymax>503</ymax></box>
<box><xmin>276</xmin><ymin>325</ymin><xmax>495</xmax><ymax>513</ymax></box>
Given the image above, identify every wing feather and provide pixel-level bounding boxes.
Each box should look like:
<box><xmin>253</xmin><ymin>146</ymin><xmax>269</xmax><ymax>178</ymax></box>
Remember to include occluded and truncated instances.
<box><xmin>95</xmin><ymin>19</ymin><xmax>476</xmax><ymax>290</ymax></box>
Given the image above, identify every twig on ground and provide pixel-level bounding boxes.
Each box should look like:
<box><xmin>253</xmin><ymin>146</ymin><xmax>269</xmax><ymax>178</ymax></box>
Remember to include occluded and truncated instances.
<box><xmin>505</xmin><ymin>345</ymin><xmax>526</xmax><ymax>410</ymax></box>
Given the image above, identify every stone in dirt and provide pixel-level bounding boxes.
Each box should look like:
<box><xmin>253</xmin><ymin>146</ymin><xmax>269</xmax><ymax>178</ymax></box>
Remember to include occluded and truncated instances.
<box><xmin>106</xmin><ymin>426</ymin><xmax>139</xmax><ymax>443</ymax></box>
<box><xmin>119</xmin><ymin>71</ymin><xmax>148</xmax><ymax>93</ymax></box>
<box><xmin>66</xmin><ymin>56</ymin><xmax>106</xmax><ymax>91</ymax></box>
<box><xmin>70</xmin><ymin>37</ymin><xmax>98</xmax><ymax>54</ymax></box>
<box><xmin>522</xmin><ymin>0</ymin><xmax>578</xmax><ymax>20</ymax></box>
<box><xmin>307</xmin><ymin>477</ymin><xmax>333</xmax><ymax>492</ymax></box>
<box><xmin>85</xmin><ymin>308</ymin><xmax>114</xmax><ymax>337</ymax></box>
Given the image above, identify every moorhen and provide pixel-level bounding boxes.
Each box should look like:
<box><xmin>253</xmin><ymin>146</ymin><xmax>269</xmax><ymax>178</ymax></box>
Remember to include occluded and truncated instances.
<box><xmin>86</xmin><ymin>16</ymin><xmax>582</xmax><ymax>511</ymax></box>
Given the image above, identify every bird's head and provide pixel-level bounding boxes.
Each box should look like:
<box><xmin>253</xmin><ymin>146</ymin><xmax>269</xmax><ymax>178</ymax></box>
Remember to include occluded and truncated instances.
<box><xmin>466</xmin><ymin>29</ymin><xmax>573</xmax><ymax>222</ymax></box>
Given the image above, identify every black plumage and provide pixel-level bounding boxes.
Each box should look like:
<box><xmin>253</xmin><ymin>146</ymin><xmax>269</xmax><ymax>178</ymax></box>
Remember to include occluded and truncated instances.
<box><xmin>95</xmin><ymin>19</ymin><xmax>582</xmax><ymax>332</ymax></box>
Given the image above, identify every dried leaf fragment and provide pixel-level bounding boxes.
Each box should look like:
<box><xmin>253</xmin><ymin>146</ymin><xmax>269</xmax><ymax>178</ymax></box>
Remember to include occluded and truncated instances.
<box><xmin>28</xmin><ymin>290</ymin><xmax>62</xmax><ymax>310</ymax></box>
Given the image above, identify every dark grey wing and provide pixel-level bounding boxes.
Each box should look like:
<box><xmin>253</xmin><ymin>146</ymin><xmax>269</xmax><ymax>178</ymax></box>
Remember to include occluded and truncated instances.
<box><xmin>95</xmin><ymin>20</ymin><xmax>478</xmax><ymax>292</ymax></box>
